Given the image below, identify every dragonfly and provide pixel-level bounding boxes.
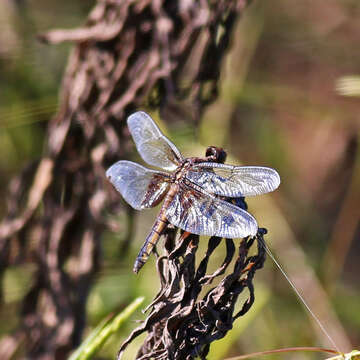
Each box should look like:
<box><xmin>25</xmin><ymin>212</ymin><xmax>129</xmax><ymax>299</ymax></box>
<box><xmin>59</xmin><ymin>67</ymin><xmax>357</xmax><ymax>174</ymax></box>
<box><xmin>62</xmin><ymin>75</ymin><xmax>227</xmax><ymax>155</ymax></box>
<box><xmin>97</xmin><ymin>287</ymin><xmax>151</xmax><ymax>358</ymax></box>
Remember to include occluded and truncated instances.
<box><xmin>106</xmin><ymin>111</ymin><xmax>280</xmax><ymax>273</ymax></box>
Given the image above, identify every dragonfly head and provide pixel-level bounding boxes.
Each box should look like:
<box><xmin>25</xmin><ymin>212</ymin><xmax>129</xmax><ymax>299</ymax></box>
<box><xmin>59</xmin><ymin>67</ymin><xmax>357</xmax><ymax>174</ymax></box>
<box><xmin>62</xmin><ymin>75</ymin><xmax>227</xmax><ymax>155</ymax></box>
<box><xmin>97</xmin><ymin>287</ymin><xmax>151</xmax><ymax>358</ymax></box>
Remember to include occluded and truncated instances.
<box><xmin>205</xmin><ymin>146</ymin><xmax>227</xmax><ymax>164</ymax></box>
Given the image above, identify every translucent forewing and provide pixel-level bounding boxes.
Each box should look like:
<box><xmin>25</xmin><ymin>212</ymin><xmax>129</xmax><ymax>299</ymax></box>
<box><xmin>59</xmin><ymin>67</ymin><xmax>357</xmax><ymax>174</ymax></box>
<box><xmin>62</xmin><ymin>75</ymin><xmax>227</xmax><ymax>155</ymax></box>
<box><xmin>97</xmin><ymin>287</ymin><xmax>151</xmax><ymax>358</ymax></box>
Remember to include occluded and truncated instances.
<box><xmin>106</xmin><ymin>161</ymin><xmax>170</xmax><ymax>210</ymax></box>
<box><xmin>127</xmin><ymin>111</ymin><xmax>183</xmax><ymax>171</ymax></box>
<box><xmin>186</xmin><ymin>163</ymin><xmax>280</xmax><ymax>197</ymax></box>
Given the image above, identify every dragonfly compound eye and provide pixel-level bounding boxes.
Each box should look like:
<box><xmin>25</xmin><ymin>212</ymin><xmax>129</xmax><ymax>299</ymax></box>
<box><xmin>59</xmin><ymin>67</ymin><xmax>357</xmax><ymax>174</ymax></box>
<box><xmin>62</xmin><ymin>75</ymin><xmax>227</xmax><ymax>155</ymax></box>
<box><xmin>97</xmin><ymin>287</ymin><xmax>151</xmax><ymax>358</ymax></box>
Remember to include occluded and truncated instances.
<box><xmin>205</xmin><ymin>146</ymin><xmax>227</xmax><ymax>164</ymax></box>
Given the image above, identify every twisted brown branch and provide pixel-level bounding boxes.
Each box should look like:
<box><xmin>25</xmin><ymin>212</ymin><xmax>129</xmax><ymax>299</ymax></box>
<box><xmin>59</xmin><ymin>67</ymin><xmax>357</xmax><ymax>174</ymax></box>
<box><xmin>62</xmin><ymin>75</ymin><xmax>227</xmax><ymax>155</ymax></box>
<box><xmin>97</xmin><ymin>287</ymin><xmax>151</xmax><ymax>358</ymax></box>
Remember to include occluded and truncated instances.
<box><xmin>0</xmin><ymin>0</ymin><xmax>252</xmax><ymax>358</ymax></box>
<box><xmin>118</xmin><ymin>227</ymin><xmax>267</xmax><ymax>360</ymax></box>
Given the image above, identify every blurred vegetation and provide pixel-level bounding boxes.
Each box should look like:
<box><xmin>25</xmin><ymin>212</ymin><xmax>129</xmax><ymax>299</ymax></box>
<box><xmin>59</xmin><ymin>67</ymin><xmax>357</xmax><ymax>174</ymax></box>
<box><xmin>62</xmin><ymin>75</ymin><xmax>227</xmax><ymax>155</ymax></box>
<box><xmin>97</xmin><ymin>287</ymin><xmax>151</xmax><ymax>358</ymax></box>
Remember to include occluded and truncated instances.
<box><xmin>70</xmin><ymin>297</ymin><xmax>144</xmax><ymax>360</ymax></box>
<box><xmin>0</xmin><ymin>0</ymin><xmax>359</xmax><ymax>359</ymax></box>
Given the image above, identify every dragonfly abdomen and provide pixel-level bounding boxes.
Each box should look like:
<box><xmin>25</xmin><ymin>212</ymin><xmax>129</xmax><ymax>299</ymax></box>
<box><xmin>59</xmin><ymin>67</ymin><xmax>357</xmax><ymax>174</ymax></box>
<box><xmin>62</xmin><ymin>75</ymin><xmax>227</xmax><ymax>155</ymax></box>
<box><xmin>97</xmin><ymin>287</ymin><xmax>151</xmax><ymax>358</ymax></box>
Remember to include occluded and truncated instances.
<box><xmin>132</xmin><ymin>186</ymin><xmax>178</xmax><ymax>273</ymax></box>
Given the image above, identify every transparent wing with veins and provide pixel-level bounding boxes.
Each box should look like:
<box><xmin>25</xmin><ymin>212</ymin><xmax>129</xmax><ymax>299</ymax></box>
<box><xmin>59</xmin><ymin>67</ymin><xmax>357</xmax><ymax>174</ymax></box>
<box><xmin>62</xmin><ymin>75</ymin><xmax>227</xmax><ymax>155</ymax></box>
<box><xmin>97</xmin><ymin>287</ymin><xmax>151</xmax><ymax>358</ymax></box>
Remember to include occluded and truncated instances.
<box><xmin>106</xmin><ymin>160</ymin><xmax>170</xmax><ymax>210</ymax></box>
<box><xmin>166</xmin><ymin>183</ymin><xmax>258</xmax><ymax>238</ymax></box>
<box><xmin>127</xmin><ymin>111</ymin><xmax>183</xmax><ymax>171</ymax></box>
<box><xmin>186</xmin><ymin>163</ymin><xmax>280</xmax><ymax>197</ymax></box>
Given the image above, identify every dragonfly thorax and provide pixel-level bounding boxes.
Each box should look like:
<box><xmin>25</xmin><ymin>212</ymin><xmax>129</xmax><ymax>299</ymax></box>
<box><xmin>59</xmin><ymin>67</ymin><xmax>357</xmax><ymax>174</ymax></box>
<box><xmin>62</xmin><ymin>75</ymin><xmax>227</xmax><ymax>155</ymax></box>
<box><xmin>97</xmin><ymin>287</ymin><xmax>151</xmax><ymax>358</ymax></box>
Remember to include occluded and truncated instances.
<box><xmin>173</xmin><ymin>160</ymin><xmax>192</xmax><ymax>183</ymax></box>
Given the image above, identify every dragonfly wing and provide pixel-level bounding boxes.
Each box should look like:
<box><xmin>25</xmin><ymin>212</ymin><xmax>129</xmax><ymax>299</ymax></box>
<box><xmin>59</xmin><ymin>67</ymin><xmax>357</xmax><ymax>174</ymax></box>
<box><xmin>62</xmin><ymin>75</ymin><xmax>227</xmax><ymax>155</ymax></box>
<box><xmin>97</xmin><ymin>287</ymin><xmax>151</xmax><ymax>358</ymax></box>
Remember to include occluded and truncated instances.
<box><xmin>127</xmin><ymin>111</ymin><xmax>183</xmax><ymax>171</ymax></box>
<box><xmin>186</xmin><ymin>163</ymin><xmax>280</xmax><ymax>197</ymax></box>
<box><xmin>106</xmin><ymin>160</ymin><xmax>170</xmax><ymax>210</ymax></box>
<box><xmin>165</xmin><ymin>184</ymin><xmax>258</xmax><ymax>238</ymax></box>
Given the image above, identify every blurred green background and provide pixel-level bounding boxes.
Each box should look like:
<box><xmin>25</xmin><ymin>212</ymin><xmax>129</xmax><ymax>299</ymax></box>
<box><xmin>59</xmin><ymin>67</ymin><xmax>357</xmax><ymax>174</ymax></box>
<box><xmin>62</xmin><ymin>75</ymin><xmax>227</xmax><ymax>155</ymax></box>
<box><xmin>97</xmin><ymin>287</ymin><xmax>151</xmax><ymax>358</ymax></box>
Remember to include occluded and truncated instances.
<box><xmin>0</xmin><ymin>0</ymin><xmax>359</xmax><ymax>359</ymax></box>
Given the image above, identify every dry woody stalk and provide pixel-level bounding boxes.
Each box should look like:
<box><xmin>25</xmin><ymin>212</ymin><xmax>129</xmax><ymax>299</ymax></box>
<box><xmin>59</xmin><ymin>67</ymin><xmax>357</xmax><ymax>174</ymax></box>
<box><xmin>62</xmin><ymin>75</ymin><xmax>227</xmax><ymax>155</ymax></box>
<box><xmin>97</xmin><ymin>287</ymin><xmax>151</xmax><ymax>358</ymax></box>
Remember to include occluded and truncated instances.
<box><xmin>0</xmin><ymin>0</ymin><xmax>252</xmax><ymax>359</ymax></box>
<box><xmin>118</xmin><ymin>226</ymin><xmax>268</xmax><ymax>360</ymax></box>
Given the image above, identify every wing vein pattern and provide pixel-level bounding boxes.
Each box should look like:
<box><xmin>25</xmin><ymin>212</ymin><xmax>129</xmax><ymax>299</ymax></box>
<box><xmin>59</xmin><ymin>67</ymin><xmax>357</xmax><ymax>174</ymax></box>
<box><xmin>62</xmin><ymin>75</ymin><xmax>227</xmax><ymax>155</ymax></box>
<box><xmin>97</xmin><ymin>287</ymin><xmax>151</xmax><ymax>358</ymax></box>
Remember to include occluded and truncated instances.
<box><xmin>166</xmin><ymin>183</ymin><xmax>258</xmax><ymax>238</ymax></box>
<box><xmin>106</xmin><ymin>160</ymin><xmax>169</xmax><ymax>210</ymax></box>
<box><xmin>127</xmin><ymin>111</ymin><xmax>183</xmax><ymax>171</ymax></box>
<box><xmin>186</xmin><ymin>163</ymin><xmax>280</xmax><ymax>197</ymax></box>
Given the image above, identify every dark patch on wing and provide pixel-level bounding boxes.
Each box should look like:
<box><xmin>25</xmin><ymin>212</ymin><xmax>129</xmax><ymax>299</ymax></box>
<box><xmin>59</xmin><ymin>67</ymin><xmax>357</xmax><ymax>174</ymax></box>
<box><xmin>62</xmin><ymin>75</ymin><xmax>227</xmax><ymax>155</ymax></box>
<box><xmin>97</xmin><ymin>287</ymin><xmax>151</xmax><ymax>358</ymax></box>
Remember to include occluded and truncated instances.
<box><xmin>223</xmin><ymin>214</ymin><xmax>235</xmax><ymax>227</ymax></box>
<box><xmin>141</xmin><ymin>174</ymin><xmax>170</xmax><ymax>208</ymax></box>
<box><xmin>200</xmin><ymin>200</ymin><xmax>216</xmax><ymax>218</ymax></box>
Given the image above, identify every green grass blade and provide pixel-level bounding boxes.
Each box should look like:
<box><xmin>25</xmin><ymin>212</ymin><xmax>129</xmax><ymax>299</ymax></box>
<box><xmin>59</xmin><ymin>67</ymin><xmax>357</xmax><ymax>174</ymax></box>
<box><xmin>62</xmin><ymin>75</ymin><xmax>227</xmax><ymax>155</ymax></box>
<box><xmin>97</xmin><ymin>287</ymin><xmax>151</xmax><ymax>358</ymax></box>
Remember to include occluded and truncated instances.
<box><xmin>69</xmin><ymin>296</ymin><xmax>144</xmax><ymax>360</ymax></box>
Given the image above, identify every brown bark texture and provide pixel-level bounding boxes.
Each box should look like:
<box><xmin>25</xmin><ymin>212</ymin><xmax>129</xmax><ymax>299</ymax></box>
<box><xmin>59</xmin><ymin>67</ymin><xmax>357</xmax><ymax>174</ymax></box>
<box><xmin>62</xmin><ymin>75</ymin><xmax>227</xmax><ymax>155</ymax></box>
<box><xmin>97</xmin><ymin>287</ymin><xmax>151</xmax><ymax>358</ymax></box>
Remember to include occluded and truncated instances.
<box><xmin>0</xmin><ymin>0</ymin><xmax>253</xmax><ymax>359</ymax></box>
